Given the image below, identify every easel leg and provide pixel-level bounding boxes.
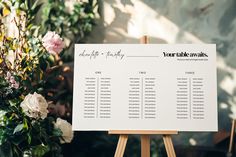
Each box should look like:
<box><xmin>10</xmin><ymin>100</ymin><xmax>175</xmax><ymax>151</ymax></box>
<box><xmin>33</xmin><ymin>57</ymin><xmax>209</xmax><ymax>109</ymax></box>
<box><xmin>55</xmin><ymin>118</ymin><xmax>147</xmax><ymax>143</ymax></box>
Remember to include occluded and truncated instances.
<box><xmin>114</xmin><ymin>135</ymin><xmax>128</xmax><ymax>157</ymax></box>
<box><xmin>228</xmin><ymin>120</ymin><xmax>236</xmax><ymax>156</ymax></box>
<box><xmin>163</xmin><ymin>135</ymin><xmax>176</xmax><ymax>157</ymax></box>
<box><xmin>141</xmin><ymin>135</ymin><xmax>150</xmax><ymax>157</ymax></box>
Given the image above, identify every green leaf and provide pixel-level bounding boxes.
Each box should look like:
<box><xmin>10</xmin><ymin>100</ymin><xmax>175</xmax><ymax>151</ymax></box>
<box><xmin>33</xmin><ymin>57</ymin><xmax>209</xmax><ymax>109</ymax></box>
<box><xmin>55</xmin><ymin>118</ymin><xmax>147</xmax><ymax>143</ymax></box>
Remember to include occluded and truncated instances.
<box><xmin>23</xmin><ymin>118</ymin><xmax>28</xmax><ymax>130</ymax></box>
<box><xmin>52</xmin><ymin>128</ymin><xmax>62</xmax><ymax>137</ymax></box>
<box><xmin>0</xmin><ymin>142</ymin><xmax>13</xmax><ymax>157</ymax></box>
<box><xmin>0</xmin><ymin>129</ymin><xmax>6</xmax><ymax>145</ymax></box>
<box><xmin>8</xmin><ymin>99</ymin><xmax>18</xmax><ymax>106</ymax></box>
<box><xmin>13</xmin><ymin>124</ymin><xmax>24</xmax><ymax>134</ymax></box>
<box><xmin>47</xmin><ymin>54</ymin><xmax>55</xmax><ymax>64</ymax></box>
<box><xmin>32</xmin><ymin>144</ymin><xmax>49</xmax><ymax>157</ymax></box>
<box><xmin>27</xmin><ymin>133</ymin><xmax>31</xmax><ymax>144</ymax></box>
<box><xmin>31</xmin><ymin>0</ymin><xmax>40</xmax><ymax>10</ymax></box>
<box><xmin>31</xmin><ymin>3</ymin><xmax>43</xmax><ymax>15</ymax></box>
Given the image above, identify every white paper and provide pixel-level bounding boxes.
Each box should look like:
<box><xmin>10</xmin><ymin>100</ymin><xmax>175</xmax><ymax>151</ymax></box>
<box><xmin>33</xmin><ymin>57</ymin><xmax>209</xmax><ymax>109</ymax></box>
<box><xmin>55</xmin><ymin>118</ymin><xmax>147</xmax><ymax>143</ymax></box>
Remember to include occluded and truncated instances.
<box><xmin>72</xmin><ymin>44</ymin><xmax>217</xmax><ymax>132</ymax></box>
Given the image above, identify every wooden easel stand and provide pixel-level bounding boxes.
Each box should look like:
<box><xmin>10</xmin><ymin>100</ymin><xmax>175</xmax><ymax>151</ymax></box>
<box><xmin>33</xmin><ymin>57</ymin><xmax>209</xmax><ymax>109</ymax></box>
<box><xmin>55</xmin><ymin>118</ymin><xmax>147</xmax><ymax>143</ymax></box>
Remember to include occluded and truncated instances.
<box><xmin>109</xmin><ymin>130</ymin><xmax>177</xmax><ymax>157</ymax></box>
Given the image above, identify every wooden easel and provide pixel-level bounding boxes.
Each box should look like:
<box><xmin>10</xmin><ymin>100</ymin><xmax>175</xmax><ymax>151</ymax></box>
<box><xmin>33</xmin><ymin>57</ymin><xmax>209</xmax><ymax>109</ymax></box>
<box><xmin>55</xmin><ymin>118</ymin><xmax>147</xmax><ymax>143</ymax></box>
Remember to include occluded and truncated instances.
<box><xmin>109</xmin><ymin>36</ymin><xmax>178</xmax><ymax>157</ymax></box>
<box><xmin>228</xmin><ymin>119</ymin><xmax>236</xmax><ymax>157</ymax></box>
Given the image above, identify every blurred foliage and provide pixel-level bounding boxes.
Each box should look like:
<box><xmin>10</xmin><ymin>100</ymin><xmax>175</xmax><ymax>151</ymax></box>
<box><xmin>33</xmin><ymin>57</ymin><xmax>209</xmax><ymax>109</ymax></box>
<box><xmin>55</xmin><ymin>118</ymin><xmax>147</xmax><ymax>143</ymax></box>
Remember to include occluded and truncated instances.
<box><xmin>41</xmin><ymin>0</ymin><xmax>98</xmax><ymax>62</ymax></box>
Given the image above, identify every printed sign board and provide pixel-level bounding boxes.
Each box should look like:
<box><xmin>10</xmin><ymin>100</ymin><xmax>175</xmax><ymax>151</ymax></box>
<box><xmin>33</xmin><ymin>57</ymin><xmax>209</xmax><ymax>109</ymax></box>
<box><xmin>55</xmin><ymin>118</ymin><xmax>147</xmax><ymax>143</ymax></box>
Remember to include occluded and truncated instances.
<box><xmin>72</xmin><ymin>44</ymin><xmax>217</xmax><ymax>131</ymax></box>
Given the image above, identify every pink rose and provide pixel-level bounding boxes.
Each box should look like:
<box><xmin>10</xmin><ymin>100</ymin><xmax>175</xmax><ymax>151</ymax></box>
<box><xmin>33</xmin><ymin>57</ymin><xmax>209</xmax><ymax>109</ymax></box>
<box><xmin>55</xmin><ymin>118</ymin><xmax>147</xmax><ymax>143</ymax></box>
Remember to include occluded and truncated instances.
<box><xmin>10</xmin><ymin>76</ymin><xmax>15</xmax><ymax>84</ymax></box>
<box><xmin>5</xmin><ymin>72</ymin><xmax>19</xmax><ymax>89</ymax></box>
<box><xmin>11</xmin><ymin>82</ymin><xmax>19</xmax><ymax>89</ymax></box>
<box><xmin>42</xmin><ymin>31</ymin><xmax>64</xmax><ymax>54</ymax></box>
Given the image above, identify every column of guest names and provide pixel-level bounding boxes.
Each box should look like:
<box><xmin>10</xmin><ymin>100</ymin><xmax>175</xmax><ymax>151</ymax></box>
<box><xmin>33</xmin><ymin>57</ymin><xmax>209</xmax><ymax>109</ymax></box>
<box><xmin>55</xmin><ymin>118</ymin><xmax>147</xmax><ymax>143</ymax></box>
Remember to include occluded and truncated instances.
<box><xmin>176</xmin><ymin>77</ymin><xmax>205</xmax><ymax>119</ymax></box>
<box><xmin>128</xmin><ymin>77</ymin><xmax>158</xmax><ymax>119</ymax></box>
<box><xmin>83</xmin><ymin>77</ymin><xmax>112</xmax><ymax>119</ymax></box>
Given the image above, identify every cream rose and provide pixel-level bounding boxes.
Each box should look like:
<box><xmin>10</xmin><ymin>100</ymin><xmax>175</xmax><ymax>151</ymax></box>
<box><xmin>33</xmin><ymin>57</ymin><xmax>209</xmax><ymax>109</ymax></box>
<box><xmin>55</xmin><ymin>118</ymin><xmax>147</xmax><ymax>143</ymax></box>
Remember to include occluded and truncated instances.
<box><xmin>20</xmin><ymin>92</ymin><xmax>48</xmax><ymax>119</ymax></box>
<box><xmin>54</xmin><ymin>118</ymin><xmax>73</xmax><ymax>143</ymax></box>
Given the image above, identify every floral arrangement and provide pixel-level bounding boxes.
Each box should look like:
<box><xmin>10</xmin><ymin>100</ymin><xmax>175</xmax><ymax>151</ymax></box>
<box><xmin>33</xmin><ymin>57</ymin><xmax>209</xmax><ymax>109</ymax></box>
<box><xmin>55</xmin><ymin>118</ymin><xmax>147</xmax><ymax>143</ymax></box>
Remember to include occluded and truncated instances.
<box><xmin>0</xmin><ymin>1</ymin><xmax>73</xmax><ymax>157</ymax></box>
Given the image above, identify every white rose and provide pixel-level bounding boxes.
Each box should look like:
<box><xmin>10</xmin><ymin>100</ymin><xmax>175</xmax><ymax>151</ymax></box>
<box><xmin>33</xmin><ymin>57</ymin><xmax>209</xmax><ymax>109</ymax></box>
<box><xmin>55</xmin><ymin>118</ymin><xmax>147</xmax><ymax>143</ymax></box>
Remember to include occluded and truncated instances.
<box><xmin>20</xmin><ymin>92</ymin><xmax>48</xmax><ymax>119</ymax></box>
<box><xmin>54</xmin><ymin>118</ymin><xmax>73</xmax><ymax>143</ymax></box>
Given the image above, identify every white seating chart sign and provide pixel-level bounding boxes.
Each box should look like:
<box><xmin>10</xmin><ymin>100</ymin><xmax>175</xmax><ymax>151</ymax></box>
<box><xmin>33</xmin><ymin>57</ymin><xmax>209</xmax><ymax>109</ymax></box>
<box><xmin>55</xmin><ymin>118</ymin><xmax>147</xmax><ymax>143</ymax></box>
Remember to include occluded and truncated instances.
<box><xmin>72</xmin><ymin>44</ymin><xmax>217</xmax><ymax>131</ymax></box>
